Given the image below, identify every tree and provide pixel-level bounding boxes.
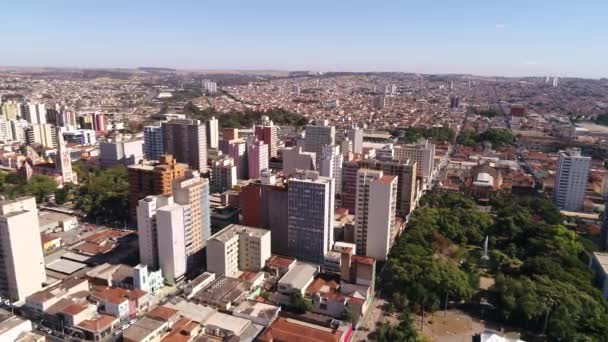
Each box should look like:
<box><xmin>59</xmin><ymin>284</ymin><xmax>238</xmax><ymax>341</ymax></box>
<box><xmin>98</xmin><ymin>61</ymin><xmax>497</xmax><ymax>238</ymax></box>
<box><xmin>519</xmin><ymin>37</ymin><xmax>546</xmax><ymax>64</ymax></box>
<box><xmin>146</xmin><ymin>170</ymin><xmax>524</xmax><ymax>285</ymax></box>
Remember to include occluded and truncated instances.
<box><xmin>73</xmin><ymin>165</ymin><xmax>129</xmax><ymax>225</ymax></box>
<box><xmin>343</xmin><ymin>307</ymin><xmax>359</xmax><ymax>326</ymax></box>
<box><xmin>376</xmin><ymin>310</ymin><xmax>420</xmax><ymax>342</ymax></box>
<box><xmin>290</xmin><ymin>292</ymin><xmax>312</xmax><ymax>314</ymax></box>
<box><xmin>23</xmin><ymin>175</ymin><xmax>57</xmax><ymax>203</ymax></box>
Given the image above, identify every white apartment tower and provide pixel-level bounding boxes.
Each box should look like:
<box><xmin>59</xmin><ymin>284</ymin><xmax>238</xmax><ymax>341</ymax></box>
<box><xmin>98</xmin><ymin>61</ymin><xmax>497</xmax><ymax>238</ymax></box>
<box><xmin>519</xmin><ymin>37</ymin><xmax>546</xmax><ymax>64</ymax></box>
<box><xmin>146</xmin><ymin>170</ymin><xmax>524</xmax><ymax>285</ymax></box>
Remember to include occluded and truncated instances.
<box><xmin>355</xmin><ymin>169</ymin><xmax>397</xmax><ymax>258</ymax></box>
<box><xmin>206</xmin><ymin>117</ymin><xmax>219</xmax><ymax>149</ymax></box>
<box><xmin>287</xmin><ymin>170</ymin><xmax>335</xmax><ymax>264</ymax></box>
<box><xmin>137</xmin><ymin>195</ymin><xmax>172</xmax><ymax>269</ymax></box>
<box><xmin>56</xmin><ymin>131</ymin><xmax>77</xmax><ymax>185</ymax></box>
<box><xmin>319</xmin><ymin>145</ymin><xmax>343</xmax><ymax>195</ymax></box>
<box><xmin>25</xmin><ymin>103</ymin><xmax>47</xmax><ymax>125</ymax></box>
<box><xmin>553</xmin><ymin>148</ymin><xmax>590</xmax><ymax>211</ymax></box>
<box><xmin>206</xmin><ymin>224</ymin><xmax>271</xmax><ymax>277</ymax></box>
<box><xmin>172</xmin><ymin>171</ymin><xmax>211</xmax><ymax>267</ymax></box>
<box><xmin>0</xmin><ymin>197</ymin><xmax>46</xmax><ymax>301</ymax></box>
<box><xmin>304</xmin><ymin>120</ymin><xmax>336</xmax><ymax>155</ymax></box>
<box><xmin>156</xmin><ymin>202</ymin><xmax>187</xmax><ymax>284</ymax></box>
<box><xmin>366</xmin><ymin>175</ymin><xmax>398</xmax><ymax>261</ymax></box>
<box><xmin>210</xmin><ymin>156</ymin><xmax>237</xmax><ymax>193</ymax></box>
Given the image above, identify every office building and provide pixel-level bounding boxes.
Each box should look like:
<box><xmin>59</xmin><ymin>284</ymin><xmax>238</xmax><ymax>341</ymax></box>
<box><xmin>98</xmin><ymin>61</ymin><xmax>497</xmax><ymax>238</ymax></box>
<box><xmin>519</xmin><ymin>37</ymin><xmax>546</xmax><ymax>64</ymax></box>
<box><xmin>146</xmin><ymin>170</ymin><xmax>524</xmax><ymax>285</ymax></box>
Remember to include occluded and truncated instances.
<box><xmin>143</xmin><ymin>125</ymin><xmax>163</xmax><ymax>160</ymax></box>
<box><xmin>319</xmin><ymin>145</ymin><xmax>343</xmax><ymax>194</ymax></box>
<box><xmin>0</xmin><ymin>197</ymin><xmax>46</xmax><ymax>301</ymax></box>
<box><xmin>347</xmin><ymin>127</ymin><xmax>363</xmax><ymax>154</ymax></box>
<box><xmin>355</xmin><ymin>170</ymin><xmax>397</xmax><ymax>260</ymax></box>
<box><xmin>342</xmin><ymin>158</ymin><xmax>416</xmax><ymax>217</ymax></box>
<box><xmin>287</xmin><ymin>171</ymin><xmax>335</xmax><ymax>264</ymax></box>
<box><xmin>26</xmin><ymin>124</ymin><xmax>56</xmax><ymax>148</ymax></box>
<box><xmin>128</xmin><ymin>155</ymin><xmax>188</xmax><ymax>218</ymax></box>
<box><xmin>62</xmin><ymin>129</ymin><xmax>96</xmax><ymax>145</ymax></box>
<box><xmin>394</xmin><ymin>139</ymin><xmax>435</xmax><ymax>181</ymax></box>
<box><xmin>255</xmin><ymin>123</ymin><xmax>279</xmax><ymax>157</ymax></box>
<box><xmin>172</xmin><ymin>170</ymin><xmax>211</xmax><ymax>266</ymax></box>
<box><xmin>210</xmin><ymin>155</ymin><xmax>237</xmax><ymax>193</ymax></box>
<box><xmin>282</xmin><ymin>146</ymin><xmax>316</xmax><ymax>176</ymax></box>
<box><xmin>219</xmin><ymin>139</ymin><xmax>247</xmax><ymax>180</ymax></box>
<box><xmin>99</xmin><ymin>139</ymin><xmax>144</xmax><ymax>167</ymax></box>
<box><xmin>162</xmin><ymin>119</ymin><xmax>208</xmax><ymax>173</ymax></box>
<box><xmin>206</xmin><ymin>224</ymin><xmax>271</xmax><ymax>277</ymax></box>
<box><xmin>206</xmin><ymin>117</ymin><xmax>219</xmax><ymax>149</ymax></box>
<box><xmin>552</xmin><ymin>148</ymin><xmax>590</xmax><ymax>211</ymax></box>
<box><xmin>304</xmin><ymin>120</ymin><xmax>335</xmax><ymax>155</ymax></box>
<box><xmin>247</xmin><ymin>141</ymin><xmax>269</xmax><ymax>180</ymax></box>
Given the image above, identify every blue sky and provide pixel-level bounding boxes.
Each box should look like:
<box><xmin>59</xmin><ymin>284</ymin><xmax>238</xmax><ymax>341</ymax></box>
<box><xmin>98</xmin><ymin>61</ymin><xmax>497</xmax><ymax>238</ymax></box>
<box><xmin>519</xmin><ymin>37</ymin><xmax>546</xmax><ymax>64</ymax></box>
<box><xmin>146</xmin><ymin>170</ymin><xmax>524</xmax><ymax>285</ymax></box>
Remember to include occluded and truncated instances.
<box><xmin>1</xmin><ymin>1</ymin><xmax>607</xmax><ymax>78</ymax></box>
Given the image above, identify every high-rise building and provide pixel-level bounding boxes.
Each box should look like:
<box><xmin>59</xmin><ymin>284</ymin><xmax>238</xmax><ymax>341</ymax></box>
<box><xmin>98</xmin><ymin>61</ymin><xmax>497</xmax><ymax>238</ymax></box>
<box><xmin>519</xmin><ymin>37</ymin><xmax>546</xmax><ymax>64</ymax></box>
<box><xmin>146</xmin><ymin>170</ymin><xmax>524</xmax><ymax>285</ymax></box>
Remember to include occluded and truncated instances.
<box><xmin>282</xmin><ymin>146</ymin><xmax>316</xmax><ymax>176</ymax></box>
<box><xmin>24</xmin><ymin>103</ymin><xmax>47</xmax><ymax>125</ymax></box>
<box><xmin>255</xmin><ymin>123</ymin><xmax>279</xmax><ymax>157</ymax></box>
<box><xmin>247</xmin><ymin>141</ymin><xmax>269</xmax><ymax>180</ymax></box>
<box><xmin>137</xmin><ymin>195</ymin><xmax>172</xmax><ymax>269</ymax></box>
<box><xmin>319</xmin><ymin>145</ymin><xmax>343</xmax><ymax>195</ymax></box>
<box><xmin>202</xmin><ymin>79</ymin><xmax>218</xmax><ymax>94</ymax></box>
<box><xmin>342</xmin><ymin>158</ymin><xmax>417</xmax><ymax>217</ymax></box>
<box><xmin>143</xmin><ymin>125</ymin><xmax>163</xmax><ymax>161</ymax></box>
<box><xmin>206</xmin><ymin>224</ymin><xmax>271</xmax><ymax>277</ymax></box>
<box><xmin>206</xmin><ymin>117</ymin><xmax>219</xmax><ymax>150</ymax></box>
<box><xmin>10</xmin><ymin>120</ymin><xmax>28</xmax><ymax>143</ymax></box>
<box><xmin>287</xmin><ymin>170</ymin><xmax>335</xmax><ymax>264</ymax></box>
<box><xmin>162</xmin><ymin>119</ymin><xmax>208</xmax><ymax>173</ymax></box>
<box><xmin>172</xmin><ymin>170</ymin><xmax>211</xmax><ymax>266</ymax></box>
<box><xmin>304</xmin><ymin>120</ymin><xmax>335</xmax><ymax>155</ymax></box>
<box><xmin>354</xmin><ymin>170</ymin><xmax>397</xmax><ymax>260</ymax></box>
<box><xmin>93</xmin><ymin>111</ymin><xmax>107</xmax><ymax>133</ymax></box>
<box><xmin>394</xmin><ymin>139</ymin><xmax>435</xmax><ymax>180</ymax></box>
<box><xmin>156</xmin><ymin>200</ymin><xmax>187</xmax><ymax>284</ymax></box>
<box><xmin>0</xmin><ymin>197</ymin><xmax>46</xmax><ymax>301</ymax></box>
<box><xmin>1</xmin><ymin>101</ymin><xmax>20</xmax><ymax>121</ymax></box>
<box><xmin>210</xmin><ymin>155</ymin><xmax>237</xmax><ymax>193</ymax></box>
<box><xmin>128</xmin><ymin>155</ymin><xmax>188</xmax><ymax>218</ymax></box>
<box><xmin>55</xmin><ymin>130</ymin><xmax>77</xmax><ymax>185</ymax></box>
<box><xmin>219</xmin><ymin>139</ymin><xmax>247</xmax><ymax>180</ymax></box>
<box><xmin>223</xmin><ymin>128</ymin><xmax>239</xmax><ymax>141</ymax></box>
<box><xmin>239</xmin><ymin>172</ymin><xmax>289</xmax><ymax>255</ymax></box>
<box><xmin>26</xmin><ymin>124</ymin><xmax>56</xmax><ymax>148</ymax></box>
<box><xmin>347</xmin><ymin>127</ymin><xmax>363</xmax><ymax>154</ymax></box>
<box><xmin>552</xmin><ymin>148</ymin><xmax>590</xmax><ymax>211</ymax></box>
<box><xmin>0</xmin><ymin>119</ymin><xmax>13</xmax><ymax>142</ymax></box>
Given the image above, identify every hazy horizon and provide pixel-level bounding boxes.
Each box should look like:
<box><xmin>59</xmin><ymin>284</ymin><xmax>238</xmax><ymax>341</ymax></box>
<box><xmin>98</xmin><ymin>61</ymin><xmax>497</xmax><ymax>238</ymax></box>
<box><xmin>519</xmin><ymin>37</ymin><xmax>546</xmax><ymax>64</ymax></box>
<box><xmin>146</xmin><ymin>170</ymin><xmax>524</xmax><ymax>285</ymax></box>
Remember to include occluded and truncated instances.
<box><xmin>2</xmin><ymin>1</ymin><xmax>607</xmax><ymax>79</ymax></box>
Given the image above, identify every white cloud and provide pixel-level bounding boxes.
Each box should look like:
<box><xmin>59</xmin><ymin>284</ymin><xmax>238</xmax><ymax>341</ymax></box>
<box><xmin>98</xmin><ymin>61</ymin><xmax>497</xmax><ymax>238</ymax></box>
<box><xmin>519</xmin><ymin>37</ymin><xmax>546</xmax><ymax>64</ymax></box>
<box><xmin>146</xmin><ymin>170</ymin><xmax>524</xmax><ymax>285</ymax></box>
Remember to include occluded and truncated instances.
<box><xmin>495</xmin><ymin>24</ymin><xmax>506</xmax><ymax>30</ymax></box>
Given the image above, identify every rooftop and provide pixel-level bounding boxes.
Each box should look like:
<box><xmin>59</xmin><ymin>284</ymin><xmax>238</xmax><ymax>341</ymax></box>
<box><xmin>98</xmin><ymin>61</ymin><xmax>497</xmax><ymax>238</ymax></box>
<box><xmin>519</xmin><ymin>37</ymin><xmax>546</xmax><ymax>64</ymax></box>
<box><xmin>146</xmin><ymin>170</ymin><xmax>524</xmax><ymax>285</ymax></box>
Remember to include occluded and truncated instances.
<box><xmin>209</xmin><ymin>224</ymin><xmax>270</xmax><ymax>243</ymax></box>
<box><xmin>258</xmin><ymin>317</ymin><xmax>344</xmax><ymax>342</ymax></box>
<box><xmin>279</xmin><ymin>262</ymin><xmax>318</xmax><ymax>289</ymax></box>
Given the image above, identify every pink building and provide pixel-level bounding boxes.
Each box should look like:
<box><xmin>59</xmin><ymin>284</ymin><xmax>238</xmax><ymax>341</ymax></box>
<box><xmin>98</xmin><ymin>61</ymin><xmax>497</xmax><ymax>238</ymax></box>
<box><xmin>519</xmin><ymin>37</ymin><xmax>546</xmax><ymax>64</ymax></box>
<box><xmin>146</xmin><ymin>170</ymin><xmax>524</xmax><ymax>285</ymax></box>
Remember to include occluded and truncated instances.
<box><xmin>247</xmin><ymin>141</ymin><xmax>269</xmax><ymax>180</ymax></box>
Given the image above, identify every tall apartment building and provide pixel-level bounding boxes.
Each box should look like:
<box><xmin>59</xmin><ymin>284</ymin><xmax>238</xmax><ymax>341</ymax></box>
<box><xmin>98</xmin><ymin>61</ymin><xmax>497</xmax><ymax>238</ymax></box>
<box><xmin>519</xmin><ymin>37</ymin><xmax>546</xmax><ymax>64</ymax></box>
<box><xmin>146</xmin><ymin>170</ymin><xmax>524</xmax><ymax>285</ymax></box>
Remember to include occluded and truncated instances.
<box><xmin>354</xmin><ymin>171</ymin><xmax>398</xmax><ymax>261</ymax></box>
<box><xmin>319</xmin><ymin>145</ymin><xmax>343</xmax><ymax>195</ymax></box>
<box><xmin>347</xmin><ymin>127</ymin><xmax>363</xmax><ymax>154</ymax></box>
<box><xmin>24</xmin><ymin>103</ymin><xmax>47</xmax><ymax>125</ymax></box>
<box><xmin>137</xmin><ymin>195</ymin><xmax>170</xmax><ymax>269</ymax></box>
<box><xmin>156</xmin><ymin>200</ymin><xmax>187</xmax><ymax>284</ymax></box>
<box><xmin>128</xmin><ymin>155</ymin><xmax>188</xmax><ymax>218</ymax></box>
<box><xmin>172</xmin><ymin>170</ymin><xmax>211</xmax><ymax>266</ymax></box>
<box><xmin>26</xmin><ymin>124</ymin><xmax>56</xmax><ymax>148</ymax></box>
<box><xmin>143</xmin><ymin>125</ymin><xmax>163</xmax><ymax>160</ymax></box>
<box><xmin>1</xmin><ymin>101</ymin><xmax>20</xmax><ymax>121</ymax></box>
<box><xmin>287</xmin><ymin>171</ymin><xmax>335</xmax><ymax>264</ymax></box>
<box><xmin>0</xmin><ymin>197</ymin><xmax>46</xmax><ymax>301</ymax></box>
<box><xmin>206</xmin><ymin>224</ymin><xmax>271</xmax><ymax>277</ymax></box>
<box><xmin>239</xmin><ymin>173</ymin><xmax>289</xmax><ymax>255</ymax></box>
<box><xmin>282</xmin><ymin>146</ymin><xmax>316</xmax><ymax>176</ymax></box>
<box><xmin>0</xmin><ymin>120</ymin><xmax>13</xmax><ymax>142</ymax></box>
<box><xmin>202</xmin><ymin>79</ymin><xmax>218</xmax><ymax>94</ymax></box>
<box><xmin>394</xmin><ymin>139</ymin><xmax>435</xmax><ymax>180</ymax></box>
<box><xmin>206</xmin><ymin>117</ymin><xmax>219</xmax><ymax>150</ymax></box>
<box><xmin>342</xmin><ymin>158</ymin><xmax>417</xmax><ymax>217</ymax></box>
<box><xmin>219</xmin><ymin>139</ymin><xmax>247</xmax><ymax>180</ymax></box>
<box><xmin>247</xmin><ymin>141</ymin><xmax>269</xmax><ymax>180</ymax></box>
<box><xmin>552</xmin><ymin>148</ymin><xmax>591</xmax><ymax>211</ymax></box>
<box><xmin>162</xmin><ymin>119</ymin><xmax>208</xmax><ymax>173</ymax></box>
<box><xmin>304</xmin><ymin>120</ymin><xmax>335</xmax><ymax>155</ymax></box>
<box><xmin>255</xmin><ymin>124</ymin><xmax>279</xmax><ymax>157</ymax></box>
<box><xmin>210</xmin><ymin>156</ymin><xmax>237</xmax><ymax>193</ymax></box>
<box><xmin>56</xmin><ymin>132</ymin><xmax>77</xmax><ymax>185</ymax></box>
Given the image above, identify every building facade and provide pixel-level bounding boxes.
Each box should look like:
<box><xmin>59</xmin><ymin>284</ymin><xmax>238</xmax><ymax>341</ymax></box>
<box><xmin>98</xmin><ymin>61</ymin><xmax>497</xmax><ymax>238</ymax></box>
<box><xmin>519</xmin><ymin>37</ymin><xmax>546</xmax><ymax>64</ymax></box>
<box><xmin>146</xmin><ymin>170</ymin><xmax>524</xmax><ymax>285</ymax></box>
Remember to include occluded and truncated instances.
<box><xmin>162</xmin><ymin>119</ymin><xmax>208</xmax><ymax>173</ymax></box>
<box><xmin>552</xmin><ymin>148</ymin><xmax>591</xmax><ymax>211</ymax></box>
<box><xmin>143</xmin><ymin>125</ymin><xmax>163</xmax><ymax>161</ymax></box>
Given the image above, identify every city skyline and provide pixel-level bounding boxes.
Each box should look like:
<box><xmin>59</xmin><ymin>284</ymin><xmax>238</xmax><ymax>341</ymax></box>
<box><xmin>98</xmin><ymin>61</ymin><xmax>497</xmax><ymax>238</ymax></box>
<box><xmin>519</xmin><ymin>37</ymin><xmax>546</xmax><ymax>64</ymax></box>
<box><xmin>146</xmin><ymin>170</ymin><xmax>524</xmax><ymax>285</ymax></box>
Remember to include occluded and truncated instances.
<box><xmin>1</xmin><ymin>1</ymin><xmax>607</xmax><ymax>78</ymax></box>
